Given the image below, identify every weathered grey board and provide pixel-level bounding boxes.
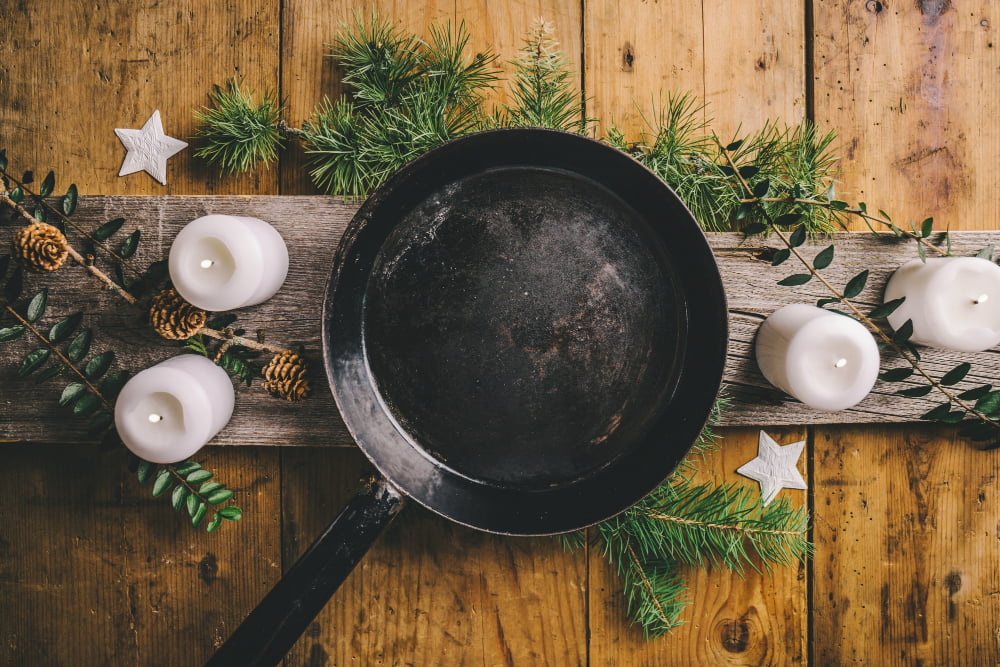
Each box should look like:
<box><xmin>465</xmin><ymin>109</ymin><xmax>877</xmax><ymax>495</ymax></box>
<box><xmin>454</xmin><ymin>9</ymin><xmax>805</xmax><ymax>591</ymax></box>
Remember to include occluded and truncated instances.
<box><xmin>1</xmin><ymin>196</ymin><xmax>996</xmax><ymax>445</ymax></box>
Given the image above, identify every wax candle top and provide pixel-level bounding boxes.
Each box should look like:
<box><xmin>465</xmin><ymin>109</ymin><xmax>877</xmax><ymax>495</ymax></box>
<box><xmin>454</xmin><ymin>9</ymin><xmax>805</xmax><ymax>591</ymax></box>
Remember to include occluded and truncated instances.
<box><xmin>885</xmin><ymin>257</ymin><xmax>1000</xmax><ymax>352</ymax></box>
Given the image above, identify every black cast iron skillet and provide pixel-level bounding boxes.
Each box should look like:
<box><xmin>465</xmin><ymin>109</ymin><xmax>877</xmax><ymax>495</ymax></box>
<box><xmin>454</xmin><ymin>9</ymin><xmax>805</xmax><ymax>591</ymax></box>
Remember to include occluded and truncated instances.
<box><xmin>207</xmin><ymin>128</ymin><xmax>728</xmax><ymax>666</ymax></box>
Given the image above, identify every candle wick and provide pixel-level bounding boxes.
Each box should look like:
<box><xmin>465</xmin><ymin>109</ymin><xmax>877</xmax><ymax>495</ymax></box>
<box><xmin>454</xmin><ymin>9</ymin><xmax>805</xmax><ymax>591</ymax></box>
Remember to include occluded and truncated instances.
<box><xmin>974</xmin><ymin>293</ymin><xmax>989</xmax><ymax>305</ymax></box>
<box><xmin>834</xmin><ymin>358</ymin><xmax>848</xmax><ymax>369</ymax></box>
<box><xmin>148</xmin><ymin>413</ymin><xmax>163</xmax><ymax>423</ymax></box>
<box><xmin>200</xmin><ymin>259</ymin><xmax>214</xmax><ymax>269</ymax></box>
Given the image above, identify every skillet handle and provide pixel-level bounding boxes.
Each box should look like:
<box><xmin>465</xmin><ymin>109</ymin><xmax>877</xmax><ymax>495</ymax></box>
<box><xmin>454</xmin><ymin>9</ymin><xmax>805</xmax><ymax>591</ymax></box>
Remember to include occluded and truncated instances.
<box><xmin>205</xmin><ymin>476</ymin><xmax>406</xmax><ymax>667</ymax></box>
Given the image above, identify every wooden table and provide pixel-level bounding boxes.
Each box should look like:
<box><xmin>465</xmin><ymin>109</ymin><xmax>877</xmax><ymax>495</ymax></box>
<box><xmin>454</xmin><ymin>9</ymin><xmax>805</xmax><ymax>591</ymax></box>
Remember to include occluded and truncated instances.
<box><xmin>2</xmin><ymin>2</ymin><xmax>998</xmax><ymax>665</ymax></box>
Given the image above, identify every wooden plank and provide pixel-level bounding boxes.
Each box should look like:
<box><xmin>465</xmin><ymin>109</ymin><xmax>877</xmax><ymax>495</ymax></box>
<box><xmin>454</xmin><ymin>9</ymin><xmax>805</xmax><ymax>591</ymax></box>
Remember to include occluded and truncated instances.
<box><xmin>279</xmin><ymin>446</ymin><xmax>588</xmax><ymax>666</ymax></box>
<box><xmin>811</xmin><ymin>1</ymin><xmax>1000</xmax><ymax>664</ymax></box>
<box><xmin>0</xmin><ymin>1</ymin><xmax>280</xmax><ymax>196</ymax></box>
<box><xmin>812</xmin><ymin>1</ymin><xmax>1000</xmax><ymax>231</ymax></box>
<box><xmin>811</xmin><ymin>424</ymin><xmax>1000</xmax><ymax>665</ymax></box>
<box><xmin>588</xmin><ymin>427</ymin><xmax>809</xmax><ymax>666</ymax></box>
<box><xmin>3</xmin><ymin>196</ymin><xmax>998</xmax><ymax>446</ymax></box>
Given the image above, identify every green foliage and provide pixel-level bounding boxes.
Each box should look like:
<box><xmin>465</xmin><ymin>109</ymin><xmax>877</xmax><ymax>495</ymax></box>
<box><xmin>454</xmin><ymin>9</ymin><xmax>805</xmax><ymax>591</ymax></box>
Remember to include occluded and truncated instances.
<box><xmin>501</xmin><ymin>19</ymin><xmax>588</xmax><ymax>132</ymax></box>
<box><xmin>193</xmin><ymin>81</ymin><xmax>287</xmax><ymax>174</ymax></box>
<box><xmin>184</xmin><ymin>331</ymin><xmax>262</xmax><ymax>387</ymax></box>
<box><xmin>131</xmin><ymin>456</ymin><xmax>243</xmax><ymax>532</ymax></box>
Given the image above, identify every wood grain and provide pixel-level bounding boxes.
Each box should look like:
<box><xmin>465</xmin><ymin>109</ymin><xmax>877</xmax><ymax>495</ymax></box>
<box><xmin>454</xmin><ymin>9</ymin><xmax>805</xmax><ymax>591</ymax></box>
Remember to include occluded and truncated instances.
<box><xmin>3</xmin><ymin>196</ymin><xmax>996</xmax><ymax>446</ymax></box>
<box><xmin>811</xmin><ymin>425</ymin><xmax>1000</xmax><ymax>665</ymax></box>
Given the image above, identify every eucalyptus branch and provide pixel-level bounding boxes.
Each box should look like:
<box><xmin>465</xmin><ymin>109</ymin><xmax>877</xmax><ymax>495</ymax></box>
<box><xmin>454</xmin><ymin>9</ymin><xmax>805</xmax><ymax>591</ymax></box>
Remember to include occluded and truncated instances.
<box><xmin>0</xmin><ymin>169</ymin><xmax>146</xmax><ymax>277</ymax></box>
<box><xmin>717</xmin><ymin>137</ymin><xmax>998</xmax><ymax>430</ymax></box>
<box><xmin>0</xmin><ymin>191</ymin><xmax>140</xmax><ymax>305</ymax></box>
<box><xmin>198</xmin><ymin>326</ymin><xmax>289</xmax><ymax>355</ymax></box>
<box><xmin>2</xmin><ymin>302</ymin><xmax>112</xmax><ymax>410</ymax></box>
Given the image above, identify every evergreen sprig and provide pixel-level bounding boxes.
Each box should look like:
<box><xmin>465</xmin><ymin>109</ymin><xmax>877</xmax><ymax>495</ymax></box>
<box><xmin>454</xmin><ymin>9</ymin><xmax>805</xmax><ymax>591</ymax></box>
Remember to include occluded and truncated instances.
<box><xmin>193</xmin><ymin>81</ymin><xmax>287</xmax><ymax>174</ymax></box>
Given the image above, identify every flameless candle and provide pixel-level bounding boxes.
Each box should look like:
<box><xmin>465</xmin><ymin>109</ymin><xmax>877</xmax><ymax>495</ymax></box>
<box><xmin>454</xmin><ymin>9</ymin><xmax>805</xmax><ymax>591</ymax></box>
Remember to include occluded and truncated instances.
<box><xmin>169</xmin><ymin>214</ymin><xmax>288</xmax><ymax>312</ymax></box>
<box><xmin>755</xmin><ymin>304</ymin><xmax>880</xmax><ymax>411</ymax></box>
<box><xmin>115</xmin><ymin>354</ymin><xmax>235</xmax><ymax>463</ymax></box>
<box><xmin>883</xmin><ymin>257</ymin><xmax>1000</xmax><ymax>352</ymax></box>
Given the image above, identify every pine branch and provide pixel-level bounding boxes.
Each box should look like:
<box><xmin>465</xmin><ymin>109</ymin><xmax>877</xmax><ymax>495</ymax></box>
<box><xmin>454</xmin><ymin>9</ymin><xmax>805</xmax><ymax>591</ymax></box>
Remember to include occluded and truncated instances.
<box><xmin>193</xmin><ymin>80</ymin><xmax>287</xmax><ymax>174</ymax></box>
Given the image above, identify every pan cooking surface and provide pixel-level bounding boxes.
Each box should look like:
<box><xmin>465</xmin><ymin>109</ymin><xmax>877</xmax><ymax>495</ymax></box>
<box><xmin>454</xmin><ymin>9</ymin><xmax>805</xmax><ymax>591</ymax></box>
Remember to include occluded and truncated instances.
<box><xmin>364</xmin><ymin>166</ymin><xmax>682</xmax><ymax>488</ymax></box>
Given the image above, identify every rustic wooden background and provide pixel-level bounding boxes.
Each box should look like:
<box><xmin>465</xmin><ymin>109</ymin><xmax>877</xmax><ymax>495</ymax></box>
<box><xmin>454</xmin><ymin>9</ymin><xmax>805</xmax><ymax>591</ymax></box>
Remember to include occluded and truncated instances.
<box><xmin>2</xmin><ymin>1</ymin><xmax>999</xmax><ymax>665</ymax></box>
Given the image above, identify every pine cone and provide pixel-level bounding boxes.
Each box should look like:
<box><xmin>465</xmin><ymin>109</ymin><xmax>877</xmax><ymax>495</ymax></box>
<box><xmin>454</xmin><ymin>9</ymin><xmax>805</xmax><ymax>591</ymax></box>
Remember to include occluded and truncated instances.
<box><xmin>149</xmin><ymin>288</ymin><xmax>207</xmax><ymax>340</ymax></box>
<box><xmin>12</xmin><ymin>221</ymin><xmax>70</xmax><ymax>272</ymax></box>
<box><xmin>262</xmin><ymin>351</ymin><xmax>311</xmax><ymax>401</ymax></box>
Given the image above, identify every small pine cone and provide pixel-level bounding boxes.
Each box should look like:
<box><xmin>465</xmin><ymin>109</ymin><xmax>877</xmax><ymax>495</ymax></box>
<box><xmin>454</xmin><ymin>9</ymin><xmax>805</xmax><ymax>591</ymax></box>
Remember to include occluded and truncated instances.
<box><xmin>149</xmin><ymin>288</ymin><xmax>207</xmax><ymax>340</ymax></box>
<box><xmin>262</xmin><ymin>351</ymin><xmax>311</xmax><ymax>401</ymax></box>
<box><xmin>12</xmin><ymin>221</ymin><xmax>70</xmax><ymax>272</ymax></box>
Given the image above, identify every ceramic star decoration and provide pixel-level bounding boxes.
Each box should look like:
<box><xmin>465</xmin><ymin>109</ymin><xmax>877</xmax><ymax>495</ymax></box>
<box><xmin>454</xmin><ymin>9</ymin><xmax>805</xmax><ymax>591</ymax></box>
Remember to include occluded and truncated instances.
<box><xmin>736</xmin><ymin>430</ymin><xmax>808</xmax><ymax>505</ymax></box>
<box><xmin>114</xmin><ymin>110</ymin><xmax>187</xmax><ymax>186</ymax></box>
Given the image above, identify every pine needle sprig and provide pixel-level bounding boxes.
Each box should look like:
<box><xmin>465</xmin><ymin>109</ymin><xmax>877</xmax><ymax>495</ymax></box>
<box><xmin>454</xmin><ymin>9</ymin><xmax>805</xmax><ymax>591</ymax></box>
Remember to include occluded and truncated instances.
<box><xmin>503</xmin><ymin>19</ymin><xmax>588</xmax><ymax>133</ymax></box>
<box><xmin>331</xmin><ymin>14</ymin><xmax>425</xmax><ymax>109</ymax></box>
<box><xmin>193</xmin><ymin>81</ymin><xmax>287</xmax><ymax>174</ymax></box>
<box><xmin>302</xmin><ymin>99</ymin><xmax>372</xmax><ymax>199</ymax></box>
<box><xmin>604</xmin><ymin>541</ymin><xmax>687</xmax><ymax>637</ymax></box>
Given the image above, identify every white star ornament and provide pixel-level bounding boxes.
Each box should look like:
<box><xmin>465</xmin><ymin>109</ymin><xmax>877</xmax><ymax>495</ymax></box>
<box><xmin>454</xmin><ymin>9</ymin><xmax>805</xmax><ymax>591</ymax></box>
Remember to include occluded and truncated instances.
<box><xmin>114</xmin><ymin>110</ymin><xmax>187</xmax><ymax>186</ymax></box>
<box><xmin>736</xmin><ymin>430</ymin><xmax>808</xmax><ymax>505</ymax></box>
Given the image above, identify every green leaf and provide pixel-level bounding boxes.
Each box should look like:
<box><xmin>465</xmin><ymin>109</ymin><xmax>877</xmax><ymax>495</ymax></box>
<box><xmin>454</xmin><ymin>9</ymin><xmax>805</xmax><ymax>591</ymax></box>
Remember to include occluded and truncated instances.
<box><xmin>171</xmin><ymin>485</ymin><xmax>190</xmax><ymax>512</ymax></box>
<box><xmin>816</xmin><ymin>297</ymin><xmax>840</xmax><ymax>307</ymax></box>
<box><xmin>186</xmin><ymin>469</ymin><xmax>213</xmax><ymax>483</ymax></box>
<box><xmin>26</xmin><ymin>288</ymin><xmax>47</xmax><ymax>323</ymax></box>
<box><xmin>725</xmin><ymin>139</ymin><xmax>744</xmax><ymax>151</ymax></box>
<box><xmin>199</xmin><ymin>482</ymin><xmax>225</xmax><ymax>495</ymax></box>
<box><xmin>752</xmin><ymin>179</ymin><xmax>770</xmax><ymax>198</ymax></box>
<box><xmin>63</xmin><ymin>184</ymin><xmax>78</xmax><ymax>216</ymax></box>
<box><xmin>186</xmin><ymin>492</ymin><xmax>200</xmax><ymax>516</ymax></box>
<box><xmin>869</xmin><ymin>297</ymin><xmax>905</xmax><ymax>319</ymax></box>
<box><xmin>917</xmin><ymin>241</ymin><xmax>927</xmax><ymax>263</ymax></box>
<box><xmin>976</xmin><ymin>246</ymin><xmax>994</xmax><ymax>260</ymax></box>
<box><xmin>87</xmin><ymin>411</ymin><xmax>113</xmax><ymax>436</ymax></box>
<box><xmin>771</xmin><ymin>248</ymin><xmax>791</xmax><ymax>266</ymax></box>
<box><xmin>173</xmin><ymin>461</ymin><xmax>202</xmax><ymax>475</ymax></box>
<box><xmin>34</xmin><ymin>205</ymin><xmax>47</xmax><ymax>223</ymax></box>
<box><xmin>152</xmin><ymin>469</ymin><xmax>174</xmax><ymax>497</ymax></box>
<box><xmin>975</xmin><ymin>391</ymin><xmax>1000</xmax><ymax>415</ymax></box>
<box><xmin>897</xmin><ymin>385</ymin><xmax>933</xmax><ymax>398</ymax></box>
<box><xmin>72</xmin><ymin>392</ymin><xmax>101</xmax><ymax>418</ymax></box>
<box><xmin>0</xmin><ymin>325</ymin><xmax>25</xmax><ymax>342</ymax></box>
<box><xmin>34</xmin><ymin>363</ymin><xmax>65</xmax><ymax>382</ymax></box>
<box><xmin>939</xmin><ymin>411</ymin><xmax>966</xmax><ymax>424</ymax></box>
<box><xmin>891</xmin><ymin>318</ymin><xmax>914</xmax><ymax>345</ymax></box>
<box><xmin>773</xmin><ymin>213</ymin><xmax>802</xmax><ymax>227</ymax></box>
<box><xmin>813</xmin><ymin>245</ymin><xmax>835</xmax><ymax>270</ymax></box>
<box><xmin>48</xmin><ymin>312</ymin><xmax>82</xmax><ymax>344</ymax></box>
<box><xmin>191</xmin><ymin>502</ymin><xmax>208</xmax><ymax>527</ymax></box>
<box><xmin>67</xmin><ymin>329</ymin><xmax>92</xmax><ymax>362</ymax></box>
<box><xmin>17</xmin><ymin>348</ymin><xmax>50</xmax><ymax>377</ymax></box>
<box><xmin>84</xmin><ymin>350</ymin><xmax>115</xmax><ymax>380</ymax></box>
<box><xmin>958</xmin><ymin>384</ymin><xmax>992</xmax><ymax>401</ymax></box>
<box><xmin>9</xmin><ymin>186</ymin><xmax>23</xmax><ymax>203</ymax></box>
<box><xmin>119</xmin><ymin>230</ymin><xmax>141</xmax><ymax>259</ymax></box>
<box><xmin>879</xmin><ymin>367</ymin><xmax>914</xmax><ymax>382</ymax></box>
<box><xmin>39</xmin><ymin>170</ymin><xmax>55</xmax><ymax>197</ymax></box>
<box><xmin>789</xmin><ymin>225</ymin><xmax>806</xmax><ymax>248</ymax></box>
<box><xmin>941</xmin><ymin>362</ymin><xmax>972</xmax><ymax>386</ymax></box>
<box><xmin>829</xmin><ymin>200</ymin><xmax>848</xmax><ymax>211</ymax></box>
<box><xmin>206</xmin><ymin>514</ymin><xmax>223</xmax><ymax>532</ymax></box>
<box><xmin>738</xmin><ymin>165</ymin><xmax>759</xmax><ymax>180</ymax></box>
<box><xmin>778</xmin><ymin>273</ymin><xmax>812</xmax><ymax>286</ymax></box>
<box><xmin>99</xmin><ymin>370</ymin><xmax>130</xmax><ymax>400</ymax></box>
<box><xmin>93</xmin><ymin>218</ymin><xmax>125</xmax><ymax>241</ymax></box>
<box><xmin>920</xmin><ymin>217</ymin><xmax>934</xmax><ymax>238</ymax></box>
<box><xmin>218</xmin><ymin>506</ymin><xmax>242</xmax><ymax>521</ymax></box>
<box><xmin>742</xmin><ymin>222</ymin><xmax>767</xmax><ymax>236</ymax></box>
<box><xmin>137</xmin><ymin>460</ymin><xmax>157</xmax><ymax>484</ymax></box>
<box><xmin>59</xmin><ymin>382</ymin><xmax>86</xmax><ymax>407</ymax></box>
<box><xmin>921</xmin><ymin>402</ymin><xmax>952</xmax><ymax>421</ymax></box>
<box><xmin>207</xmin><ymin>489</ymin><xmax>234</xmax><ymax>505</ymax></box>
<box><xmin>843</xmin><ymin>270</ymin><xmax>869</xmax><ymax>299</ymax></box>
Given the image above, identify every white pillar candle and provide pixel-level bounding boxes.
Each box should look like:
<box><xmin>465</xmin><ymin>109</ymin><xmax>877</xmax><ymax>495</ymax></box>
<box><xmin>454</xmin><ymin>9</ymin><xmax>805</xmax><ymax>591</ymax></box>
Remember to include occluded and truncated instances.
<box><xmin>883</xmin><ymin>257</ymin><xmax>1000</xmax><ymax>352</ymax></box>
<box><xmin>755</xmin><ymin>304</ymin><xmax>880</xmax><ymax>411</ymax></box>
<box><xmin>168</xmin><ymin>214</ymin><xmax>289</xmax><ymax>312</ymax></box>
<box><xmin>115</xmin><ymin>354</ymin><xmax>235</xmax><ymax>463</ymax></box>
